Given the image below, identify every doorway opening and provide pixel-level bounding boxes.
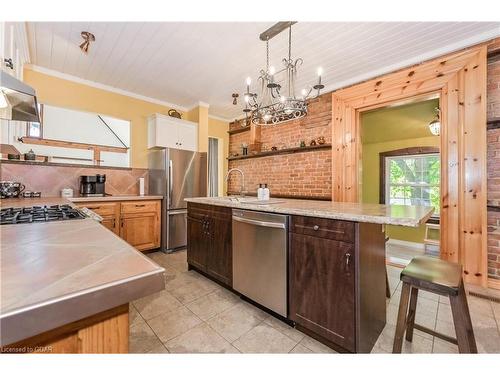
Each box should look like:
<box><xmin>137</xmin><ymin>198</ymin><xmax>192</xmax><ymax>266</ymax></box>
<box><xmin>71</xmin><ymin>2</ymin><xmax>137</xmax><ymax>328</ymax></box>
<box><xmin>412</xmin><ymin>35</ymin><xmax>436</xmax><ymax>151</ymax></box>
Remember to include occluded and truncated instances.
<box><xmin>360</xmin><ymin>96</ymin><xmax>441</xmax><ymax>268</ymax></box>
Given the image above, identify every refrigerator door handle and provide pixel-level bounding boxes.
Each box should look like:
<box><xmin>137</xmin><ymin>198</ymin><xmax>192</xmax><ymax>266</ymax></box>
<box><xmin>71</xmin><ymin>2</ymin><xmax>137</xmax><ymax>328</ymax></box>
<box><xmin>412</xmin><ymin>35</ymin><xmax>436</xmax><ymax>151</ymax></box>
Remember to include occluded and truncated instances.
<box><xmin>168</xmin><ymin>159</ymin><xmax>173</xmax><ymax>208</ymax></box>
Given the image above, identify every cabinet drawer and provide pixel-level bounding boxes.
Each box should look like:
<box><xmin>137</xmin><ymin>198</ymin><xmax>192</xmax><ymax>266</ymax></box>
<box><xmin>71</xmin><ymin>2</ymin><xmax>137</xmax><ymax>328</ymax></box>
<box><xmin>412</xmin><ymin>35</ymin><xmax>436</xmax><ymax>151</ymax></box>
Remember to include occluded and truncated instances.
<box><xmin>75</xmin><ymin>202</ymin><xmax>118</xmax><ymax>217</ymax></box>
<box><xmin>121</xmin><ymin>200</ymin><xmax>159</xmax><ymax>214</ymax></box>
<box><xmin>290</xmin><ymin>216</ymin><xmax>354</xmax><ymax>243</ymax></box>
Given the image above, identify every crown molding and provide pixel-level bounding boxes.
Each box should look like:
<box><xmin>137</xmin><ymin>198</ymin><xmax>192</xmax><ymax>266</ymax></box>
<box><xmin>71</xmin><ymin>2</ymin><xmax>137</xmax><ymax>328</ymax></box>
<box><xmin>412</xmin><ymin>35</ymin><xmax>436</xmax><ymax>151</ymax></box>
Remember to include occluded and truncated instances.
<box><xmin>24</xmin><ymin>64</ymin><xmax>189</xmax><ymax>112</ymax></box>
<box><xmin>208</xmin><ymin>114</ymin><xmax>231</xmax><ymax>123</ymax></box>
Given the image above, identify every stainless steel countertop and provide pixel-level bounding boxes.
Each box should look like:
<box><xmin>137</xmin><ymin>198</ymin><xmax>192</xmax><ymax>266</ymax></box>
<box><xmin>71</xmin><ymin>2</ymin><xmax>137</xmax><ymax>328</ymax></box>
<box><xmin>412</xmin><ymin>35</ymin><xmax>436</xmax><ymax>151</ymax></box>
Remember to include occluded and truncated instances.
<box><xmin>185</xmin><ymin>197</ymin><xmax>434</xmax><ymax>227</ymax></box>
<box><xmin>0</xmin><ymin>199</ymin><xmax>165</xmax><ymax>346</ymax></box>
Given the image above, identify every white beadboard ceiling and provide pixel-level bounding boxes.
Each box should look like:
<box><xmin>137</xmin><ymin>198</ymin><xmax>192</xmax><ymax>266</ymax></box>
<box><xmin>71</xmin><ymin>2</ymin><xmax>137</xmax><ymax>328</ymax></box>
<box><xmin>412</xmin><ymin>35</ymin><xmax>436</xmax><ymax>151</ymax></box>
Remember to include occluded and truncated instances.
<box><xmin>26</xmin><ymin>22</ymin><xmax>500</xmax><ymax>121</ymax></box>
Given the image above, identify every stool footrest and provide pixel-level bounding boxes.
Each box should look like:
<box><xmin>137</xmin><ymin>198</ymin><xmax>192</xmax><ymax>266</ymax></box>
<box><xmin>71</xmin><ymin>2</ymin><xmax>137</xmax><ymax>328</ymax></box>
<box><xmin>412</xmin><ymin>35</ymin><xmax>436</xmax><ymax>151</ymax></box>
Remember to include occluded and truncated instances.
<box><xmin>413</xmin><ymin>323</ymin><xmax>458</xmax><ymax>345</ymax></box>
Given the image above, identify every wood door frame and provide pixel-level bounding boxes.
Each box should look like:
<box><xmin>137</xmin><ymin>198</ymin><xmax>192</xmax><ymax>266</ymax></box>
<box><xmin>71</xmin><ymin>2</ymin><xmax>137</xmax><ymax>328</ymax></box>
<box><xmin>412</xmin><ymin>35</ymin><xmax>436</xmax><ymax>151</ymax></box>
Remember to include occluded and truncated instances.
<box><xmin>332</xmin><ymin>45</ymin><xmax>488</xmax><ymax>286</ymax></box>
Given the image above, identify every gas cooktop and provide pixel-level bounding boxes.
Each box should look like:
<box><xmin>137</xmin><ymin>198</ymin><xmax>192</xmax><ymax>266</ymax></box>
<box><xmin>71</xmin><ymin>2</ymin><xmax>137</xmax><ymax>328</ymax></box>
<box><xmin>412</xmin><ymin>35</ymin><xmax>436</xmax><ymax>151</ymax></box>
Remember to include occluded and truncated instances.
<box><xmin>0</xmin><ymin>204</ymin><xmax>86</xmax><ymax>225</ymax></box>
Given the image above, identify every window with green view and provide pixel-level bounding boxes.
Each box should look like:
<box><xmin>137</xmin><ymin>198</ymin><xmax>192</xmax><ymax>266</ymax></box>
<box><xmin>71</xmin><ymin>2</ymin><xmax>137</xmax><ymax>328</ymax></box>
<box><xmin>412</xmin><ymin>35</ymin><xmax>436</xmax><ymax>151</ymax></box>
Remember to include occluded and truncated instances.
<box><xmin>385</xmin><ymin>154</ymin><xmax>440</xmax><ymax>215</ymax></box>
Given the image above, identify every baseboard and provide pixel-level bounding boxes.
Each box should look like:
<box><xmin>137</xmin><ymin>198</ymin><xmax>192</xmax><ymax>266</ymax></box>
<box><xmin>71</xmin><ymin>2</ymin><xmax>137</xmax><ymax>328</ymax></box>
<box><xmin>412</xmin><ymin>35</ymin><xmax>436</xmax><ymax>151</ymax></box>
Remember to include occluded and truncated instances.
<box><xmin>386</xmin><ymin>238</ymin><xmax>425</xmax><ymax>250</ymax></box>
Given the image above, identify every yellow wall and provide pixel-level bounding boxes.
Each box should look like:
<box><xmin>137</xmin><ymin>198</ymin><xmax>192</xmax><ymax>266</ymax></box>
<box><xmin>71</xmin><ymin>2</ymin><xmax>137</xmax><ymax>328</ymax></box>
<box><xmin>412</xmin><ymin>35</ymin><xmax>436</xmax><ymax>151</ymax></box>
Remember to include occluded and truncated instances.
<box><xmin>362</xmin><ymin>136</ymin><xmax>440</xmax><ymax>243</ymax></box>
<box><xmin>208</xmin><ymin>117</ymin><xmax>230</xmax><ymax>195</ymax></box>
<box><xmin>23</xmin><ymin>67</ymin><xmax>181</xmax><ymax>168</ymax></box>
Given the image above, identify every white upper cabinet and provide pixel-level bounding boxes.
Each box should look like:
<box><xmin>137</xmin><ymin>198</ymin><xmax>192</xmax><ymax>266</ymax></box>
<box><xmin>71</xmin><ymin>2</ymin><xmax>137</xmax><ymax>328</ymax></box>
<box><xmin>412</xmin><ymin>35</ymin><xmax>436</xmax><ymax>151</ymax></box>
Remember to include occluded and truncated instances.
<box><xmin>1</xmin><ymin>22</ymin><xmax>29</xmax><ymax>80</ymax></box>
<box><xmin>148</xmin><ymin>113</ymin><xmax>198</xmax><ymax>151</ymax></box>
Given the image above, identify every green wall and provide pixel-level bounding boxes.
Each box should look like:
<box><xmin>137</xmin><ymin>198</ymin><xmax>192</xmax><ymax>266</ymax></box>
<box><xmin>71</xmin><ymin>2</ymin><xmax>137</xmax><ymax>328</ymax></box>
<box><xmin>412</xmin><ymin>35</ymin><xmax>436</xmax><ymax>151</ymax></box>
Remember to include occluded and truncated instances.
<box><xmin>360</xmin><ymin>98</ymin><xmax>440</xmax><ymax>244</ymax></box>
<box><xmin>361</xmin><ymin>137</ymin><xmax>440</xmax><ymax>243</ymax></box>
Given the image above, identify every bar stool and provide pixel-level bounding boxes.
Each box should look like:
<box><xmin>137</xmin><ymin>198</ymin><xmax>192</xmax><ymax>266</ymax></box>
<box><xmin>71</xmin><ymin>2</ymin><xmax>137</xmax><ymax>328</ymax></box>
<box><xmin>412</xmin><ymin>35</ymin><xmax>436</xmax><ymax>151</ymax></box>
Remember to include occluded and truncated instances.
<box><xmin>392</xmin><ymin>256</ymin><xmax>477</xmax><ymax>353</ymax></box>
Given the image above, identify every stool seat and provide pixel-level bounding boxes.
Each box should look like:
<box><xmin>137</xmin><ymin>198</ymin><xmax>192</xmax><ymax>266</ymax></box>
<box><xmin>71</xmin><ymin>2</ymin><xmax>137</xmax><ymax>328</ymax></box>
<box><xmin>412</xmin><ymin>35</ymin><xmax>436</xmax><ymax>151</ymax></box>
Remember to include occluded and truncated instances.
<box><xmin>401</xmin><ymin>256</ymin><xmax>462</xmax><ymax>296</ymax></box>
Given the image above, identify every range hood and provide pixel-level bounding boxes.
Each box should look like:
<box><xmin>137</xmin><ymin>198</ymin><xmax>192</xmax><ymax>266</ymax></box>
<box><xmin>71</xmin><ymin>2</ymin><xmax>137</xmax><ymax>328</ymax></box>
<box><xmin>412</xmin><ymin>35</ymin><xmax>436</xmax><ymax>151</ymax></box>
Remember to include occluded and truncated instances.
<box><xmin>0</xmin><ymin>70</ymin><xmax>40</xmax><ymax>123</ymax></box>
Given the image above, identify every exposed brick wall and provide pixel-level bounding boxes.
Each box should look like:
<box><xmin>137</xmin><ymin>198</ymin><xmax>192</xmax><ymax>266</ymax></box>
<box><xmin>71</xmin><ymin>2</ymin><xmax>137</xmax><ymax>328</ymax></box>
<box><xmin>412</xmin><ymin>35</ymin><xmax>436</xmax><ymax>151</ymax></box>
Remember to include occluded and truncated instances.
<box><xmin>487</xmin><ymin>45</ymin><xmax>500</xmax><ymax>280</ymax></box>
<box><xmin>228</xmin><ymin>93</ymin><xmax>332</xmax><ymax>198</ymax></box>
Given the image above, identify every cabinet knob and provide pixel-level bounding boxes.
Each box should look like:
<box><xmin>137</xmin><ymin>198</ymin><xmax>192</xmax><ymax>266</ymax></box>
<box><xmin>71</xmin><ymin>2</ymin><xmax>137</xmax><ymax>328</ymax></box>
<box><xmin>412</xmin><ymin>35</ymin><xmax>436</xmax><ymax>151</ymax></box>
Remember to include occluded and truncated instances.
<box><xmin>313</xmin><ymin>225</ymin><xmax>319</xmax><ymax>231</ymax></box>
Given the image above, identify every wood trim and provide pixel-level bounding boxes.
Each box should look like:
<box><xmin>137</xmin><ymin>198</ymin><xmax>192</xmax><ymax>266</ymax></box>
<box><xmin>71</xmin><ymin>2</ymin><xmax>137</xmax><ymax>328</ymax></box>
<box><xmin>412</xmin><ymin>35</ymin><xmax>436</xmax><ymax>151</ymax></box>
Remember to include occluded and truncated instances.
<box><xmin>227</xmin><ymin>144</ymin><xmax>331</xmax><ymax>161</ymax></box>
<box><xmin>378</xmin><ymin>147</ymin><xmax>439</xmax><ymax>204</ymax></box>
<box><xmin>332</xmin><ymin>45</ymin><xmax>488</xmax><ymax>287</ymax></box>
<box><xmin>19</xmin><ymin>137</ymin><xmax>129</xmax><ymax>153</ymax></box>
<box><xmin>3</xmin><ymin>304</ymin><xmax>129</xmax><ymax>353</ymax></box>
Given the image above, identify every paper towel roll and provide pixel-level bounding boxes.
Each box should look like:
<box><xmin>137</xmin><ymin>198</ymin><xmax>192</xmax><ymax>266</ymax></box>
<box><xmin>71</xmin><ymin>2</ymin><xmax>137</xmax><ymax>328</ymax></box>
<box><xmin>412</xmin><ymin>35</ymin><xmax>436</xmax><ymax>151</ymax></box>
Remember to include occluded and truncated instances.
<box><xmin>139</xmin><ymin>177</ymin><xmax>145</xmax><ymax>196</ymax></box>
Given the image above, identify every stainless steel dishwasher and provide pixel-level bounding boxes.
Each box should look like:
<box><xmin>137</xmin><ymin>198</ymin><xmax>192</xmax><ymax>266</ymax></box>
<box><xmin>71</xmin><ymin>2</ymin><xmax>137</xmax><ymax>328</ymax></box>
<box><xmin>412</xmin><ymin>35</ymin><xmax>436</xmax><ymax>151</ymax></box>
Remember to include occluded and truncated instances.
<box><xmin>232</xmin><ymin>209</ymin><xmax>289</xmax><ymax>317</ymax></box>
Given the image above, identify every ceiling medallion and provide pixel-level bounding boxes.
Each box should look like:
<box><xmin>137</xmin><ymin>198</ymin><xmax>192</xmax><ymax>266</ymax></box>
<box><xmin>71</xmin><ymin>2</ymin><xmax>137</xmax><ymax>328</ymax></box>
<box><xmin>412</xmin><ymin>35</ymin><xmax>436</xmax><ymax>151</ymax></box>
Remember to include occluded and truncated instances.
<box><xmin>242</xmin><ymin>22</ymin><xmax>325</xmax><ymax>126</ymax></box>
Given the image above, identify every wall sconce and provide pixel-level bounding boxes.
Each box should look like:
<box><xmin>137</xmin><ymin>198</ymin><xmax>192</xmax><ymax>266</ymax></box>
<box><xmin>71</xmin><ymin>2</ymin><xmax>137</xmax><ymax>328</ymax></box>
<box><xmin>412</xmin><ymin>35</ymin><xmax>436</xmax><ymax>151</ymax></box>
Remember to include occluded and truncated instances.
<box><xmin>428</xmin><ymin>107</ymin><xmax>441</xmax><ymax>136</ymax></box>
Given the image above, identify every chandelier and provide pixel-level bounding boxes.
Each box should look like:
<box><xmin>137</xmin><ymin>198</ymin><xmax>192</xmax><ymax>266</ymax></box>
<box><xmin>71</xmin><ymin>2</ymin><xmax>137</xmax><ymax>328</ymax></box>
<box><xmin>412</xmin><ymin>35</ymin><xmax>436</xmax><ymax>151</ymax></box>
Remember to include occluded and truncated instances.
<box><xmin>242</xmin><ymin>22</ymin><xmax>325</xmax><ymax>126</ymax></box>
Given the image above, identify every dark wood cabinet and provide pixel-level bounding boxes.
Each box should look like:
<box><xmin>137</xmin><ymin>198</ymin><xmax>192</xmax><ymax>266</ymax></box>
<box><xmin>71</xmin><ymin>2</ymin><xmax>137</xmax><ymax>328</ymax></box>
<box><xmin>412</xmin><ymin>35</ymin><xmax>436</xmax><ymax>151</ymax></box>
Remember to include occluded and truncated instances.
<box><xmin>289</xmin><ymin>216</ymin><xmax>386</xmax><ymax>353</ymax></box>
<box><xmin>290</xmin><ymin>232</ymin><xmax>356</xmax><ymax>352</ymax></box>
<box><xmin>187</xmin><ymin>203</ymin><xmax>232</xmax><ymax>287</ymax></box>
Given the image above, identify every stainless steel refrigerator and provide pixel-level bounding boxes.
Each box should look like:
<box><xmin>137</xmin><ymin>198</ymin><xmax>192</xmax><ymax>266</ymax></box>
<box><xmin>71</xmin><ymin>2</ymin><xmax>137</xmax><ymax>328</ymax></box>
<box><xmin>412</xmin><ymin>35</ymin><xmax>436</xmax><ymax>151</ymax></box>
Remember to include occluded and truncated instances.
<box><xmin>148</xmin><ymin>148</ymin><xmax>207</xmax><ymax>252</ymax></box>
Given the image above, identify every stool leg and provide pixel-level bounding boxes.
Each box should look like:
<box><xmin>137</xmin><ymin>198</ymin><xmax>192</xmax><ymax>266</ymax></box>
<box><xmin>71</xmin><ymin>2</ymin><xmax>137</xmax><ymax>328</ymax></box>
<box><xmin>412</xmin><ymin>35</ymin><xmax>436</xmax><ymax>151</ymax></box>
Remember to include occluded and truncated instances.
<box><xmin>405</xmin><ymin>287</ymin><xmax>419</xmax><ymax>342</ymax></box>
<box><xmin>392</xmin><ymin>282</ymin><xmax>411</xmax><ymax>353</ymax></box>
<box><xmin>386</xmin><ymin>269</ymin><xmax>391</xmax><ymax>298</ymax></box>
<box><xmin>458</xmin><ymin>282</ymin><xmax>477</xmax><ymax>353</ymax></box>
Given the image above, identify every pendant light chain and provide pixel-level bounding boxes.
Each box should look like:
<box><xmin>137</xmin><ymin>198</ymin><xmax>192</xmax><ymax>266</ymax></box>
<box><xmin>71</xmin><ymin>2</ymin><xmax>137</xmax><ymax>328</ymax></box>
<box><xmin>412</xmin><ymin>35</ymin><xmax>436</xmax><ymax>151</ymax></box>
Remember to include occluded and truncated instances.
<box><xmin>266</xmin><ymin>37</ymin><xmax>270</xmax><ymax>73</ymax></box>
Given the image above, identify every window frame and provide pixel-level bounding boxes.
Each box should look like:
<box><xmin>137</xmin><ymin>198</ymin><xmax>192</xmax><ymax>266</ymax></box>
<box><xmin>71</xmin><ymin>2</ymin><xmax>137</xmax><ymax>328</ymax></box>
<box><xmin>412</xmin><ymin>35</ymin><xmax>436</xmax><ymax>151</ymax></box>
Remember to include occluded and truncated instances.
<box><xmin>379</xmin><ymin>147</ymin><xmax>440</xmax><ymax>209</ymax></box>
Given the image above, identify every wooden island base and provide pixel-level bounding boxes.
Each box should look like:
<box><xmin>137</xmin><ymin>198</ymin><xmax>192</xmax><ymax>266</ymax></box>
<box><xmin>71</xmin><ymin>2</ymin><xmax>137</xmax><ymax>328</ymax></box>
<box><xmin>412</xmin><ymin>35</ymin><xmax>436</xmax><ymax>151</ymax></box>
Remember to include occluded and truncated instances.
<box><xmin>2</xmin><ymin>304</ymin><xmax>129</xmax><ymax>354</ymax></box>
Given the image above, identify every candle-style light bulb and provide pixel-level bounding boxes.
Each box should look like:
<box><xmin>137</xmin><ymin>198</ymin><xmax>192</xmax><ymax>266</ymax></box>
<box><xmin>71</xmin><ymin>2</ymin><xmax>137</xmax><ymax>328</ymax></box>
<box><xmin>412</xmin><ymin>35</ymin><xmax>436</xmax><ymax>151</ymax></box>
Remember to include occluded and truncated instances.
<box><xmin>244</xmin><ymin>95</ymin><xmax>250</xmax><ymax>103</ymax></box>
<box><xmin>246</xmin><ymin>77</ymin><xmax>252</xmax><ymax>86</ymax></box>
<box><xmin>317</xmin><ymin>67</ymin><xmax>323</xmax><ymax>77</ymax></box>
<box><xmin>269</xmin><ymin>66</ymin><xmax>275</xmax><ymax>76</ymax></box>
<box><xmin>301</xmin><ymin>88</ymin><xmax>307</xmax><ymax>98</ymax></box>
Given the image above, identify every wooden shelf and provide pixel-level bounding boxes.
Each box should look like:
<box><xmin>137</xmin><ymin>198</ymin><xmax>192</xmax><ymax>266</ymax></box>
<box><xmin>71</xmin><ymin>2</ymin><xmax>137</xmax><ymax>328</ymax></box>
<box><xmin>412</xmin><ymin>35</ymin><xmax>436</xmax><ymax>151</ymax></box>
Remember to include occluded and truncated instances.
<box><xmin>228</xmin><ymin>126</ymin><xmax>251</xmax><ymax>135</ymax></box>
<box><xmin>227</xmin><ymin>143</ymin><xmax>331</xmax><ymax>161</ymax></box>
<box><xmin>487</xmin><ymin>118</ymin><xmax>500</xmax><ymax>130</ymax></box>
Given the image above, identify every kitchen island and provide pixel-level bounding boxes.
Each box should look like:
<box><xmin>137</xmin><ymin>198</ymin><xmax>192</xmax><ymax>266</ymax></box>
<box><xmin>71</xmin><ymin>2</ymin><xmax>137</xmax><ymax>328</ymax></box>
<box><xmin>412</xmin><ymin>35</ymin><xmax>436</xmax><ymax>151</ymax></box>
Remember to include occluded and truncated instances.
<box><xmin>185</xmin><ymin>197</ymin><xmax>433</xmax><ymax>353</ymax></box>
<box><xmin>0</xmin><ymin>198</ymin><xmax>165</xmax><ymax>353</ymax></box>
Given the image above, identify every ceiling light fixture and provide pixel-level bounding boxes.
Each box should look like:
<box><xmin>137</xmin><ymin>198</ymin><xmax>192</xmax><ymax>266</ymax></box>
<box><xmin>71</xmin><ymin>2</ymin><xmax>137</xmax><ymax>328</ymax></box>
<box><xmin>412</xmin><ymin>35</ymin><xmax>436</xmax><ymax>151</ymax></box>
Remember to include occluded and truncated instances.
<box><xmin>79</xmin><ymin>31</ymin><xmax>95</xmax><ymax>54</ymax></box>
<box><xmin>241</xmin><ymin>22</ymin><xmax>325</xmax><ymax>126</ymax></box>
<box><xmin>232</xmin><ymin>93</ymin><xmax>239</xmax><ymax>105</ymax></box>
<box><xmin>428</xmin><ymin>107</ymin><xmax>441</xmax><ymax>136</ymax></box>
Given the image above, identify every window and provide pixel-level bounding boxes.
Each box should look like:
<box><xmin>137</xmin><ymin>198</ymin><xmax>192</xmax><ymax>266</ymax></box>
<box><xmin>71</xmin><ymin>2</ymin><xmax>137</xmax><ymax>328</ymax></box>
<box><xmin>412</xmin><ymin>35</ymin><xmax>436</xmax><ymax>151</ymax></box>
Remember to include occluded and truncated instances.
<box><xmin>385</xmin><ymin>153</ymin><xmax>440</xmax><ymax>214</ymax></box>
<box><xmin>26</xmin><ymin>103</ymin><xmax>43</xmax><ymax>138</ymax></box>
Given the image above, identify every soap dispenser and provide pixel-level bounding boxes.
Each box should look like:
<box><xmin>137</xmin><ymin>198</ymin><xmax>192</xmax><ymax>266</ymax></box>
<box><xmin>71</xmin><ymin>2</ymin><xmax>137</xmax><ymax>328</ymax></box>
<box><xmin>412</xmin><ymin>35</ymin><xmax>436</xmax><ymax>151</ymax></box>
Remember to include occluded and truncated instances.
<box><xmin>263</xmin><ymin>184</ymin><xmax>270</xmax><ymax>200</ymax></box>
<box><xmin>257</xmin><ymin>184</ymin><xmax>264</xmax><ymax>200</ymax></box>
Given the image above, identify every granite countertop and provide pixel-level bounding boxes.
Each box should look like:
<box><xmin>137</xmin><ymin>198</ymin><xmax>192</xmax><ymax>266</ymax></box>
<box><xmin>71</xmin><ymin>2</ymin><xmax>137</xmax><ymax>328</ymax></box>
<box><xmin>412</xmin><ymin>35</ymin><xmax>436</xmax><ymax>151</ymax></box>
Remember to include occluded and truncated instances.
<box><xmin>0</xmin><ymin>196</ymin><xmax>163</xmax><ymax>208</ymax></box>
<box><xmin>0</xmin><ymin>199</ymin><xmax>165</xmax><ymax>346</ymax></box>
<box><xmin>185</xmin><ymin>197</ymin><xmax>434</xmax><ymax>227</ymax></box>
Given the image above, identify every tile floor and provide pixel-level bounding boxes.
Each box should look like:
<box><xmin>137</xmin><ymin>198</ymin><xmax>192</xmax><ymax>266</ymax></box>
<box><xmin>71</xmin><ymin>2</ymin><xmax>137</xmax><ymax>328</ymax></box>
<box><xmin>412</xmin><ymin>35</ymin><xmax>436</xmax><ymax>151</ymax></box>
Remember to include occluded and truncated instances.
<box><xmin>129</xmin><ymin>250</ymin><xmax>500</xmax><ymax>354</ymax></box>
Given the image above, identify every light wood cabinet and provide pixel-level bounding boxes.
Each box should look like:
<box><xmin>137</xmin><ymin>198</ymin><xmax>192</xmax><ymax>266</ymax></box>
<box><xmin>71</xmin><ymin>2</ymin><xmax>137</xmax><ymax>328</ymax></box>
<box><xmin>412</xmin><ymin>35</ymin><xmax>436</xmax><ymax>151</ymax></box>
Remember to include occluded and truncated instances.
<box><xmin>120</xmin><ymin>212</ymin><xmax>160</xmax><ymax>251</ymax></box>
<box><xmin>75</xmin><ymin>199</ymin><xmax>161</xmax><ymax>252</ymax></box>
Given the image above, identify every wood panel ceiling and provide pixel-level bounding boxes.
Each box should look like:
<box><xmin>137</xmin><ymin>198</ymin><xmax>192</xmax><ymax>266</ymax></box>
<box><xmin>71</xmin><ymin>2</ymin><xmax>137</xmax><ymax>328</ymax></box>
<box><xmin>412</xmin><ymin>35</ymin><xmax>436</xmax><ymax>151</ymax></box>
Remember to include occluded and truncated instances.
<box><xmin>26</xmin><ymin>22</ymin><xmax>500</xmax><ymax>120</ymax></box>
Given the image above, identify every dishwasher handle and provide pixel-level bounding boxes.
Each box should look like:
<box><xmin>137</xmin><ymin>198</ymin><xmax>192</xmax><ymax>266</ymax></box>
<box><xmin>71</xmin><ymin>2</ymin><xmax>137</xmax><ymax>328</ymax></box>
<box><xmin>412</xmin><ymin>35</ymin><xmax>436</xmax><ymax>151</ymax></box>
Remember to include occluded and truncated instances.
<box><xmin>232</xmin><ymin>215</ymin><xmax>286</xmax><ymax>229</ymax></box>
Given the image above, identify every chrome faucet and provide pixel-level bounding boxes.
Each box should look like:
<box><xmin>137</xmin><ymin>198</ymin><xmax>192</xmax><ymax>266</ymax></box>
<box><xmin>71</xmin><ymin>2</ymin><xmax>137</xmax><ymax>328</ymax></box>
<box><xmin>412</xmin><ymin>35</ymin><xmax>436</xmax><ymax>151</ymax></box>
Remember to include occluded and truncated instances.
<box><xmin>225</xmin><ymin>168</ymin><xmax>245</xmax><ymax>196</ymax></box>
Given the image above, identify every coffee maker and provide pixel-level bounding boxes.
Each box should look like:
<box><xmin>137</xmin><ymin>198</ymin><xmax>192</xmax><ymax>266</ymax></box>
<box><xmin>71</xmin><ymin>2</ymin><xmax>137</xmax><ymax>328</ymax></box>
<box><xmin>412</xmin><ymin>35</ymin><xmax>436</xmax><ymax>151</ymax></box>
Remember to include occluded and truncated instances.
<box><xmin>79</xmin><ymin>175</ymin><xmax>106</xmax><ymax>197</ymax></box>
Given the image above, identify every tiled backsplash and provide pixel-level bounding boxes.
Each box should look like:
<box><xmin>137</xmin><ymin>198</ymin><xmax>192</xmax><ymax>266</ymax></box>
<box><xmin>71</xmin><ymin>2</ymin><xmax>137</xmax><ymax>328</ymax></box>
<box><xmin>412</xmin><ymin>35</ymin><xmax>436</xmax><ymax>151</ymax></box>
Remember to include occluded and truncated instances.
<box><xmin>0</xmin><ymin>162</ymin><xmax>148</xmax><ymax>197</ymax></box>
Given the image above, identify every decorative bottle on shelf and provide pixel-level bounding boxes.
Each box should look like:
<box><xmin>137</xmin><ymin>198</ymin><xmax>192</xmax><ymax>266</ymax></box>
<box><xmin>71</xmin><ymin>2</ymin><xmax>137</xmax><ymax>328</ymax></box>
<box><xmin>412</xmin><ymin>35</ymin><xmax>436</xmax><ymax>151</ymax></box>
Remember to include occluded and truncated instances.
<box><xmin>257</xmin><ymin>184</ymin><xmax>264</xmax><ymax>200</ymax></box>
<box><xmin>263</xmin><ymin>184</ymin><xmax>270</xmax><ymax>200</ymax></box>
